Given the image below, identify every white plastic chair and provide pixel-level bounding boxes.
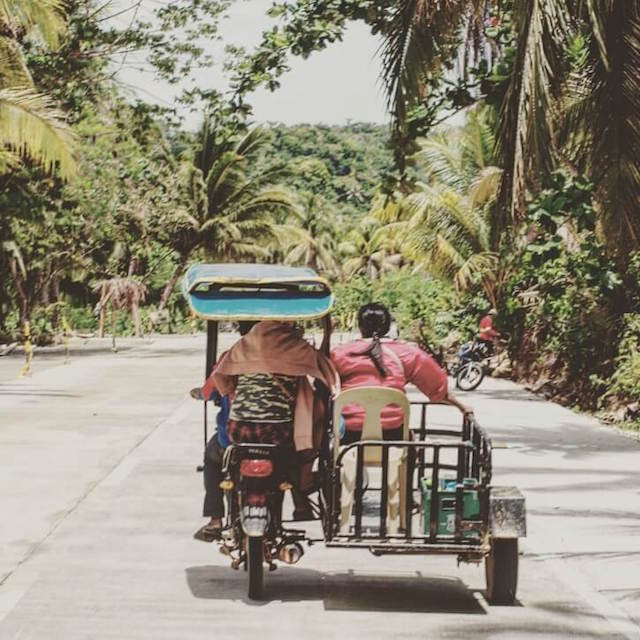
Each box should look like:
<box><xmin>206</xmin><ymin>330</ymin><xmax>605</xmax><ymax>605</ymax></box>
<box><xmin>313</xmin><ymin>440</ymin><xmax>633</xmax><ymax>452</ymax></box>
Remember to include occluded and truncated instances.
<box><xmin>333</xmin><ymin>387</ymin><xmax>411</xmax><ymax>534</ymax></box>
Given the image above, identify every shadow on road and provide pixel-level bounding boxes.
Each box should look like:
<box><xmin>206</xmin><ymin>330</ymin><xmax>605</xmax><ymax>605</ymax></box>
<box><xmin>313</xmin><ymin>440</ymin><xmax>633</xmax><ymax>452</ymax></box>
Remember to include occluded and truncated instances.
<box><xmin>185</xmin><ymin>565</ymin><xmax>487</xmax><ymax>613</ymax></box>
<box><xmin>487</xmin><ymin>421</ymin><xmax>639</xmax><ymax>460</ymax></box>
<box><xmin>470</xmin><ymin>387</ymin><xmax>544</xmax><ymax>403</ymax></box>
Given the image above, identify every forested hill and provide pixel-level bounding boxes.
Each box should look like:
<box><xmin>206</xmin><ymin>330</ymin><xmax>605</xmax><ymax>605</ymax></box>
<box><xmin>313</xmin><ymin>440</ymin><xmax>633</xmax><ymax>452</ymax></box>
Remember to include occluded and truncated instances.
<box><xmin>258</xmin><ymin>123</ymin><xmax>393</xmax><ymax>217</ymax></box>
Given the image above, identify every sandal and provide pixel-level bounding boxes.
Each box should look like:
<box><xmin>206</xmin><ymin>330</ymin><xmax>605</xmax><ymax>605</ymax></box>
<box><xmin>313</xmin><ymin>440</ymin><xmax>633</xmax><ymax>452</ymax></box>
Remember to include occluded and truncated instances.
<box><xmin>201</xmin><ymin>520</ymin><xmax>223</xmax><ymax>540</ymax></box>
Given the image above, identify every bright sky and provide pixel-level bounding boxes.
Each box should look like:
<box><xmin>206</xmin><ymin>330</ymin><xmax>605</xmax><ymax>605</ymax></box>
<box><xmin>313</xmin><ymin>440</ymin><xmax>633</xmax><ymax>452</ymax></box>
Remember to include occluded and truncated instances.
<box><xmin>107</xmin><ymin>0</ymin><xmax>390</xmax><ymax>129</ymax></box>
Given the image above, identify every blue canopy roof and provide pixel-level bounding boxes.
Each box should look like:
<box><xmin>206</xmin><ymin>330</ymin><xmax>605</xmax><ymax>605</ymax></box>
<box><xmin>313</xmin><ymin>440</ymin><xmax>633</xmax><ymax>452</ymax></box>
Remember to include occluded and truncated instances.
<box><xmin>183</xmin><ymin>263</ymin><xmax>333</xmax><ymax>321</ymax></box>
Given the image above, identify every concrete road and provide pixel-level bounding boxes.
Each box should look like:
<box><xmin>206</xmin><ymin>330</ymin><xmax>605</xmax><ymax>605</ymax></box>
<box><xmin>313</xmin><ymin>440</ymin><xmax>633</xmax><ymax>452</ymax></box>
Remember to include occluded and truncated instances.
<box><xmin>0</xmin><ymin>335</ymin><xmax>639</xmax><ymax>639</ymax></box>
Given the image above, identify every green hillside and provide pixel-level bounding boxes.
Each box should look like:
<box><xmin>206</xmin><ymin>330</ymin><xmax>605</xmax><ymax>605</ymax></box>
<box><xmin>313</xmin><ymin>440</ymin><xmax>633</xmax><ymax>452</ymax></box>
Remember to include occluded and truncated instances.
<box><xmin>258</xmin><ymin>123</ymin><xmax>394</xmax><ymax>218</ymax></box>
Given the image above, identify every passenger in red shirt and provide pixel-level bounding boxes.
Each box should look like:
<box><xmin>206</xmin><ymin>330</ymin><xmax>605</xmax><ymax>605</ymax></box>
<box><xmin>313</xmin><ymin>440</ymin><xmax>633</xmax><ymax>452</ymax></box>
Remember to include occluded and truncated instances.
<box><xmin>331</xmin><ymin>303</ymin><xmax>472</xmax><ymax>443</ymax></box>
<box><xmin>478</xmin><ymin>308</ymin><xmax>500</xmax><ymax>355</ymax></box>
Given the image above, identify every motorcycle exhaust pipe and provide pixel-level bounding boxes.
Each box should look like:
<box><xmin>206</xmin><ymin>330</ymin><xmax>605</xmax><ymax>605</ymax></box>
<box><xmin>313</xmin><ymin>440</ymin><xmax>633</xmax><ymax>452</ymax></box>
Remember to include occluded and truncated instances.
<box><xmin>278</xmin><ymin>542</ymin><xmax>304</xmax><ymax>565</ymax></box>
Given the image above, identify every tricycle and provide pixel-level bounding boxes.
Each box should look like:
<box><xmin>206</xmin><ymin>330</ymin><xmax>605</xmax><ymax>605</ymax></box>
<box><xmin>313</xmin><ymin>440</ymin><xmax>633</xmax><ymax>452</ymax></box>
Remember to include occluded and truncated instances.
<box><xmin>183</xmin><ymin>263</ymin><xmax>527</xmax><ymax>603</ymax></box>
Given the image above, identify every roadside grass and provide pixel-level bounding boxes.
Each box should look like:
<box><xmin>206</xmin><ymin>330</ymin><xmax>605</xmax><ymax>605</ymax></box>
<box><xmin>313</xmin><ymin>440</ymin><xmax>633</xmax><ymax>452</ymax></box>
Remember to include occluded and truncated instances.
<box><xmin>619</xmin><ymin>419</ymin><xmax>640</xmax><ymax>433</ymax></box>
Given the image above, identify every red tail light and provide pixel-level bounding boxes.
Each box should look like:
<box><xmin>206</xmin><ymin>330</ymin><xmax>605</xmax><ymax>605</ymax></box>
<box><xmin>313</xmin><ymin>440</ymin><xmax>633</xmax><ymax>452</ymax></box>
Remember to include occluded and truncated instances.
<box><xmin>240</xmin><ymin>459</ymin><xmax>273</xmax><ymax>478</ymax></box>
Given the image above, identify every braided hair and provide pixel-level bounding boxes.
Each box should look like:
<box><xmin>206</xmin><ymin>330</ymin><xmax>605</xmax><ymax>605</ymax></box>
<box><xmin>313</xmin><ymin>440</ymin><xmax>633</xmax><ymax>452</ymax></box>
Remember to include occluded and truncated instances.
<box><xmin>352</xmin><ymin>302</ymin><xmax>392</xmax><ymax>377</ymax></box>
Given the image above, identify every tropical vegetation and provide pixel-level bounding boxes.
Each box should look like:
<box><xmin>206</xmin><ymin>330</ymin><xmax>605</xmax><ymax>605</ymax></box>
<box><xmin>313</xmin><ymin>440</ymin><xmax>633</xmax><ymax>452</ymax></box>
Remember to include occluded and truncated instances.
<box><xmin>0</xmin><ymin>0</ymin><xmax>638</xmax><ymax>424</ymax></box>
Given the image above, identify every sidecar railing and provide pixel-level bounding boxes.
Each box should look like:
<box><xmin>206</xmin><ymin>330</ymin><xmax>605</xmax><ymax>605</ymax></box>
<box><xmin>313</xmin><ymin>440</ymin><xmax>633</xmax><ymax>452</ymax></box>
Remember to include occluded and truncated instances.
<box><xmin>325</xmin><ymin>405</ymin><xmax>492</xmax><ymax>555</ymax></box>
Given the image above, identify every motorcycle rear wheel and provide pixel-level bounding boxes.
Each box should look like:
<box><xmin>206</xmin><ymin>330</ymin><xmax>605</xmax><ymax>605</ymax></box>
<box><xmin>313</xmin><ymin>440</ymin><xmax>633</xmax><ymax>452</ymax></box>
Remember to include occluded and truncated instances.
<box><xmin>247</xmin><ymin>536</ymin><xmax>264</xmax><ymax>600</ymax></box>
<box><xmin>456</xmin><ymin>362</ymin><xmax>484</xmax><ymax>391</ymax></box>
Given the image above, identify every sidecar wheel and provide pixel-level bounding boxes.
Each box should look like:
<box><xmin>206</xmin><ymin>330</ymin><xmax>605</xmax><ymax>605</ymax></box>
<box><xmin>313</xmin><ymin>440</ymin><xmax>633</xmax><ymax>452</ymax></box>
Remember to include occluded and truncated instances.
<box><xmin>485</xmin><ymin>538</ymin><xmax>518</xmax><ymax>604</ymax></box>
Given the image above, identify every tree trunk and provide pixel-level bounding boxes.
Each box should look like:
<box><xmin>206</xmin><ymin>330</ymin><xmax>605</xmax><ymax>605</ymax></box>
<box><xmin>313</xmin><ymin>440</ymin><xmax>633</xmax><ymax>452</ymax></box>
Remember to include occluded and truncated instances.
<box><xmin>128</xmin><ymin>256</ymin><xmax>140</xmax><ymax>277</ymax></box>
<box><xmin>158</xmin><ymin>253</ymin><xmax>190</xmax><ymax>311</ymax></box>
<box><xmin>482</xmin><ymin>277</ymin><xmax>498</xmax><ymax>310</ymax></box>
<box><xmin>131</xmin><ymin>301</ymin><xmax>143</xmax><ymax>338</ymax></box>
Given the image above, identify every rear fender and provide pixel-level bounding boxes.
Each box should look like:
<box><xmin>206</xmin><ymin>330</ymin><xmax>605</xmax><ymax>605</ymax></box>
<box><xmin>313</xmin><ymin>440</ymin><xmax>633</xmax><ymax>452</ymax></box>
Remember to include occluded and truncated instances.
<box><xmin>240</xmin><ymin>503</ymin><xmax>269</xmax><ymax>537</ymax></box>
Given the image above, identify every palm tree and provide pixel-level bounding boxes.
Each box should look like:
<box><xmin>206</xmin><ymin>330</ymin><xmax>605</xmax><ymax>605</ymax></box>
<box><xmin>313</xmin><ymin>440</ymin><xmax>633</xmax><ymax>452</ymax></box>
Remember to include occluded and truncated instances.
<box><xmin>157</xmin><ymin>123</ymin><xmax>297</xmax><ymax>309</ymax></box>
<box><xmin>379</xmin><ymin>1</ymin><xmax>488</xmax><ymax>173</ymax></box>
<box><xmin>93</xmin><ymin>277</ymin><xmax>148</xmax><ymax>343</ymax></box>
<box><xmin>281</xmin><ymin>194</ymin><xmax>338</xmax><ymax>275</ymax></box>
<box><xmin>0</xmin><ymin>0</ymin><xmax>74</xmax><ymax>176</ymax></box>
<box><xmin>378</xmin><ymin>1</ymin><xmax>564</xmax><ymax>209</ymax></box>
<box><xmin>340</xmin><ymin>218</ymin><xmax>407</xmax><ymax>280</ymax></box>
<box><xmin>373</xmin><ymin>107</ymin><xmax>503</xmax><ymax>304</ymax></box>
<box><xmin>402</xmin><ymin>186</ymin><xmax>500</xmax><ymax>305</ymax></box>
<box><xmin>495</xmin><ymin>0</ymin><xmax>570</xmax><ymax>224</ymax></box>
<box><xmin>379</xmin><ymin>1</ymin><xmax>640</xmax><ymax>256</ymax></box>
<box><xmin>560</xmin><ymin>2</ymin><xmax>640</xmax><ymax>255</ymax></box>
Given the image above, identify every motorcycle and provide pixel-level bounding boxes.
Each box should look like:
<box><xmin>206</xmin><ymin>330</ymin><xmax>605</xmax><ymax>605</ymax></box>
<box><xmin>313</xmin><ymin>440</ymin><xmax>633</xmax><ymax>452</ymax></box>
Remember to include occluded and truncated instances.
<box><xmin>219</xmin><ymin>443</ymin><xmax>306</xmax><ymax>600</ymax></box>
<box><xmin>453</xmin><ymin>340</ymin><xmax>491</xmax><ymax>391</ymax></box>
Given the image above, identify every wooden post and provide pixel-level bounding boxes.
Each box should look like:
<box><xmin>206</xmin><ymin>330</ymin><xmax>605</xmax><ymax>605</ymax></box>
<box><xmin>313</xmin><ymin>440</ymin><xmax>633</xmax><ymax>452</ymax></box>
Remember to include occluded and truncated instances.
<box><xmin>111</xmin><ymin>308</ymin><xmax>117</xmax><ymax>353</ymax></box>
<box><xmin>98</xmin><ymin>284</ymin><xmax>106</xmax><ymax>338</ymax></box>
<box><xmin>19</xmin><ymin>321</ymin><xmax>33</xmax><ymax>378</ymax></box>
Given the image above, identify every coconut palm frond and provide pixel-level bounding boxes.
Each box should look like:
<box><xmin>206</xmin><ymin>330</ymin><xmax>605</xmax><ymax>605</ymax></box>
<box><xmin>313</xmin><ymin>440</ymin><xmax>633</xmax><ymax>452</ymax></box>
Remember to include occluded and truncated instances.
<box><xmin>418</xmin><ymin>134</ymin><xmax>466</xmax><ymax>190</ymax></box>
<box><xmin>469</xmin><ymin>166</ymin><xmax>503</xmax><ymax>207</ymax></box>
<box><xmin>0</xmin><ymin>87</ymin><xmax>75</xmax><ymax>177</ymax></box>
<box><xmin>222</xmin><ymin>165</ymin><xmax>292</xmax><ymax>214</ymax></box>
<box><xmin>497</xmin><ymin>0</ymin><xmax>569</xmax><ymax>222</ymax></box>
<box><xmin>0</xmin><ymin>36</ymin><xmax>32</xmax><ymax>88</ymax></box>
<box><xmin>194</xmin><ymin>117</ymin><xmax>218</xmax><ymax>178</ymax></box>
<box><xmin>232</xmin><ymin>220</ymin><xmax>276</xmax><ymax>239</ymax></box>
<box><xmin>369</xmin><ymin>197</ymin><xmax>405</xmax><ymax>224</ymax></box>
<box><xmin>379</xmin><ymin>0</ymin><xmax>467</xmax><ymax>127</ymax></box>
<box><xmin>277</xmin><ymin>194</ymin><xmax>338</xmax><ymax>271</ymax></box>
<box><xmin>404</xmin><ymin>187</ymin><xmax>439</xmax><ymax>225</ymax></box>
<box><xmin>233</xmin><ymin>125</ymin><xmax>269</xmax><ymax>162</ymax></box>
<box><xmin>436</xmin><ymin>191</ymin><xmax>489</xmax><ymax>252</ymax></box>
<box><xmin>178</xmin><ymin>124</ymin><xmax>308</xmax><ymax>265</ymax></box>
<box><xmin>337</xmin><ymin>240</ymin><xmax>359</xmax><ymax>256</ymax></box>
<box><xmin>179</xmin><ymin>162</ymin><xmax>207</xmax><ymax>221</ymax></box>
<box><xmin>342</xmin><ymin>255</ymin><xmax>367</xmax><ymax>277</ymax></box>
<box><xmin>229</xmin><ymin>189</ymin><xmax>298</xmax><ymax>220</ymax></box>
<box><xmin>92</xmin><ymin>277</ymin><xmax>147</xmax><ymax>310</ymax></box>
<box><xmin>371</xmin><ymin>220</ymin><xmax>408</xmax><ymax>247</ymax></box>
<box><xmin>585</xmin><ymin>0</ymin><xmax>609</xmax><ymax>70</ymax></box>
<box><xmin>0</xmin><ymin>146</ymin><xmax>20</xmax><ymax>172</ymax></box>
<box><xmin>461</xmin><ymin>106</ymin><xmax>498</xmax><ymax>172</ymax></box>
<box><xmin>276</xmin><ymin>224</ymin><xmax>310</xmax><ymax>246</ymax></box>
<box><xmin>227</xmin><ymin>242</ymin><xmax>272</xmax><ymax>260</ymax></box>
<box><xmin>205</xmin><ymin>150</ymin><xmax>245</xmax><ymax>212</ymax></box>
<box><xmin>430</xmin><ymin>233</ymin><xmax>467</xmax><ymax>277</ymax></box>
<box><xmin>0</xmin><ymin>0</ymin><xmax>66</xmax><ymax>48</ymax></box>
<box><xmin>284</xmin><ymin>242</ymin><xmax>311</xmax><ymax>267</ymax></box>
<box><xmin>453</xmin><ymin>251</ymin><xmax>498</xmax><ymax>292</ymax></box>
<box><xmin>579</xmin><ymin>0</ymin><xmax>640</xmax><ymax>252</ymax></box>
<box><xmin>404</xmin><ymin>221</ymin><xmax>435</xmax><ymax>259</ymax></box>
